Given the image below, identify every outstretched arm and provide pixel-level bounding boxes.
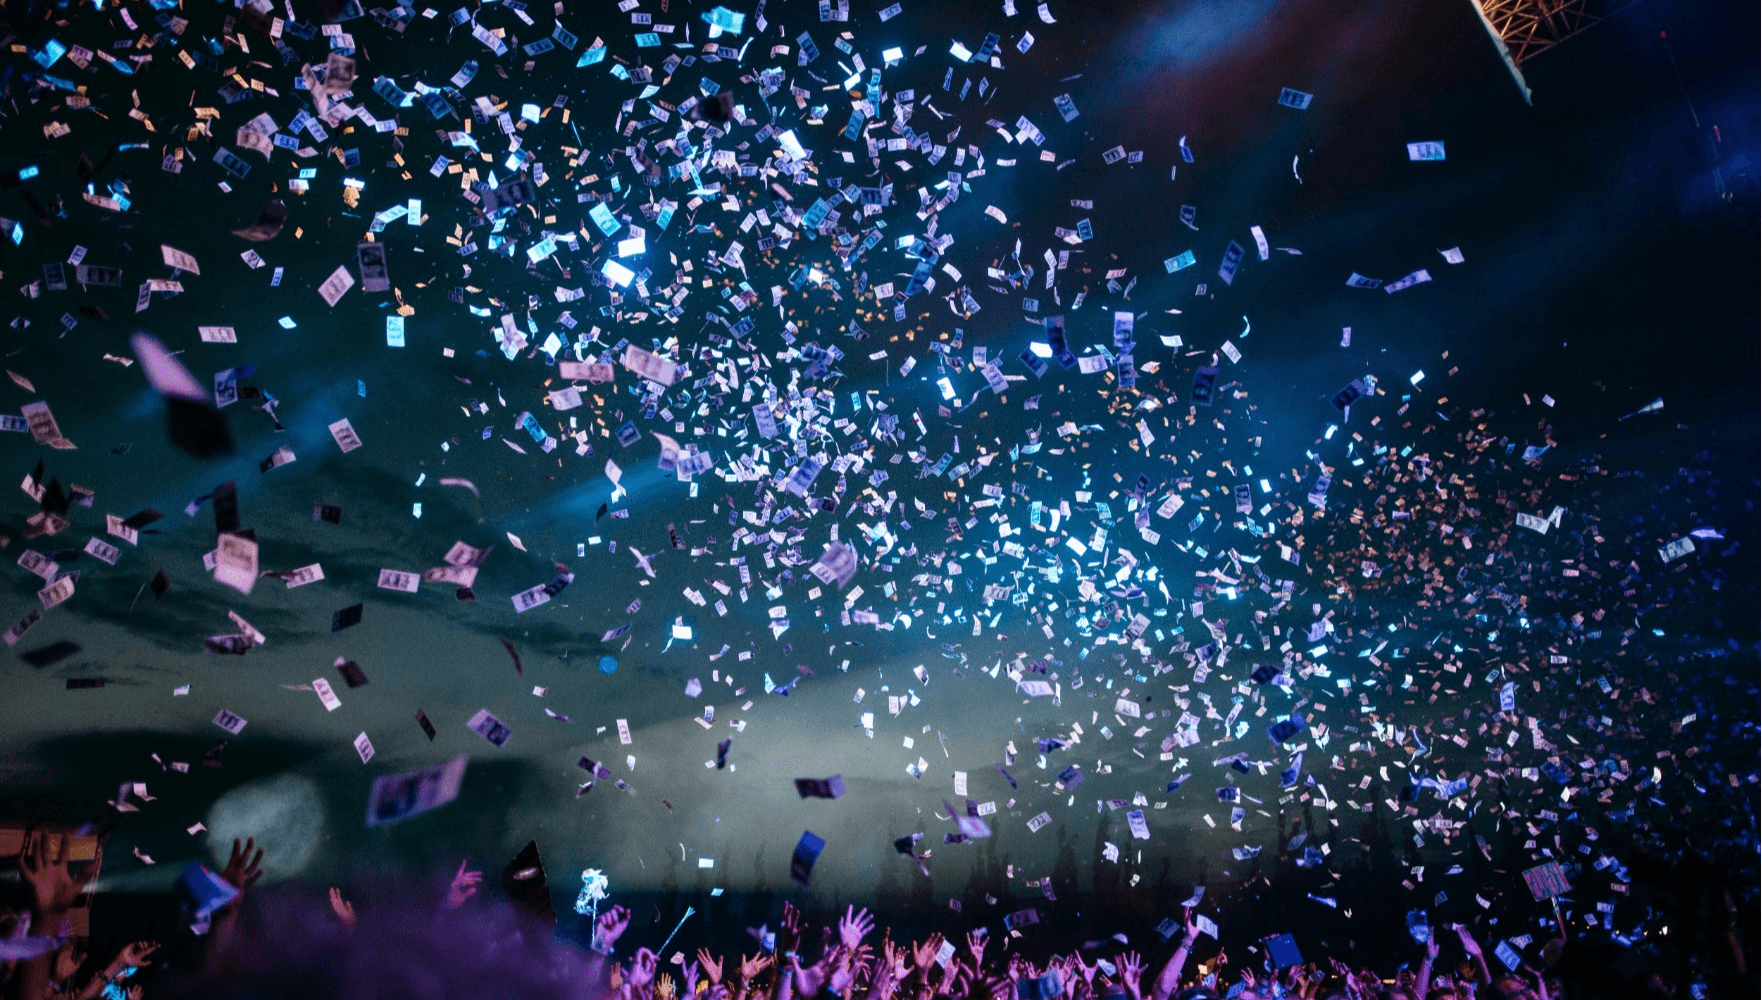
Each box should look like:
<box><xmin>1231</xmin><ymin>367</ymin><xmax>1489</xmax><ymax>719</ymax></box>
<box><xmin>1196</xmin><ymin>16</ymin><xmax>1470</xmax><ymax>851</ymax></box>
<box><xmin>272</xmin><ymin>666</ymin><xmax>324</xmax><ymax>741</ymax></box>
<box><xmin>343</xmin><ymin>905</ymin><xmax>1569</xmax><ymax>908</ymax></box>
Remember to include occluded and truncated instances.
<box><xmin>865</xmin><ymin>935</ymin><xmax>908</xmax><ymax>1000</ymax></box>
<box><xmin>908</xmin><ymin>936</ymin><xmax>946</xmax><ymax>1000</ymax></box>
<box><xmin>585</xmin><ymin>905</ymin><xmax>633</xmax><ymax>990</ymax></box>
<box><xmin>73</xmin><ymin>941</ymin><xmax>158</xmax><ymax>1000</ymax></box>
<box><xmin>1117</xmin><ymin>951</ymin><xmax>1146</xmax><ymax>1000</ymax></box>
<box><xmin>1415</xmin><ymin>931</ymin><xmax>1438</xmax><ymax>997</ymax></box>
<box><xmin>1454</xmin><ymin>925</ymin><xmax>1491</xmax><ymax>986</ymax></box>
<box><xmin>735</xmin><ymin>952</ymin><xmax>776</xmax><ymax>1000</ymax></box>
<box><xmin>1150</xmin><ymin>911</ymin><xmax>1202</xmax><ymax>1000</ymax></box>
<box><xmin>16</xmin><ymin>833</ymin><xmax>92</xmax><ymax>1000</ymax></box>
<box><xmin>205</xmin><ymin>837</ymin><xmax>265</xmax><ymax>972</ymax></box>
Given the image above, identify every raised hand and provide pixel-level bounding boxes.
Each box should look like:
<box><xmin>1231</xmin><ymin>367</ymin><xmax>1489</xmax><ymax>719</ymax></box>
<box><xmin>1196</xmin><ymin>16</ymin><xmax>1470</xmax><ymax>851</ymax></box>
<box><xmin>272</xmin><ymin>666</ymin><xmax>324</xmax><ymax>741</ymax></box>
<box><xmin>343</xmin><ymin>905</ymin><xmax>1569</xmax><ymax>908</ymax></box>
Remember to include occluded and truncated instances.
<box><xmin>327</xmin><ymin>887</ymin><xmax>357</xmax><ymax>931</ymax></box>
<box><xmin>598</xmin><ymin>904</ymin><xmax>632</xmax><ymax>948</ymax></box>
<box><xmin>114</xmin><ymin>940</ymin><xmax>158</xmax><ymax>969</ymax></box>
<box><xmin>839</xmin><ymin>905</ymin><xmax>877</xmax><ymax>949</ymax></box>
<box><xmin>1454</xmin><ymin>924</ymin><xmax>1482</xmax><ymax>955</ymax></box>
<box><xmin>445</xmin><ymin>858</ymin><xmax>483</xmax><ymax>909</ymax></box>
<box><xmin>830</xmin><ymin>957</ymin><xmax>859</xmax><ymax>997</ymax></box>
<box><xmin>791</xmin><ymin>954</ymin><xmax>828</xmax><ymax>997</ymax></box>
<box><xmin>1076</xmin><ymin>954</ymin><xmax>1100</xmax><ymax>985</ymax></box>
<box><xmin>911</xmin><ymin>933</ymin><xmax>945</xmax><ymax>971</ymax></box>
<box><xmin>1055</xmin><ymin>954</ymin><xmax>1077</xmax><ymax>987</ymax></box>
<box><xmin>881</xmin><ymin>938</ymin><xmax>910</xmax><ymax>983</ymax></box>
<box><xmin>628</xmin><ymin>948</ymin><xmax>660</xmax><ymax>988</ymax></box>
<box><xmin>86</xmin><ymin>939</ymin><xmax>158</xmax><ymax>998</ymax></box>
<box><xmin>780</xmin><ymin>901</ymin><xmax>805</xmax><ymax>954</ymax></box>
<box><xmin>1118</xmin><ymin>952</ymin><xmax>1145</xmax><ymax>1000</ymax></box>
<box><xmin>738</xmin><ymin>952</ymin><xmax>774</xmax><ymax>982</ymax></box>
<box><xmin>221</xmin><ymin>837</ymin><xmax>266</xmax><ymax>896</ymax></box>
<box><xmin>19</xmin><ymin>833</ymin><xmax>83</xmax><ymax>921</ymax></box>
<box><xmin>966</xmin><ymin>930</ymin><xmax>988</xmax><ymax>968</ymax></box>
<box><xmin>697</xmin><ymin>948</ymin><xmax>725</xmax><ymax>984</ymax></box>
<box><xmin>942</xmin><ymin>964</ymin><xmax>972</xmax><ymax>1000</ymax></box>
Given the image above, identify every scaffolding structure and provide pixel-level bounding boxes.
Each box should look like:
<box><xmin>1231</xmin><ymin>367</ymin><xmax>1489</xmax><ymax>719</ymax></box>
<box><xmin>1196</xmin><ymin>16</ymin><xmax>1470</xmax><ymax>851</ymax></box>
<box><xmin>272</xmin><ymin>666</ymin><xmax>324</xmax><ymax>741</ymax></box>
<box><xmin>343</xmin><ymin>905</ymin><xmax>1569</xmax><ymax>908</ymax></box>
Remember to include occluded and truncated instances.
<box><xmin>1474</xmin><ymin>0</ymin><xmax>1638</xmax><ymax>65</ymax></box>
<box><xmin>1469</xmin><ymin>0</ymin><xmax>1637</xmax><ymax>105</ymax></box>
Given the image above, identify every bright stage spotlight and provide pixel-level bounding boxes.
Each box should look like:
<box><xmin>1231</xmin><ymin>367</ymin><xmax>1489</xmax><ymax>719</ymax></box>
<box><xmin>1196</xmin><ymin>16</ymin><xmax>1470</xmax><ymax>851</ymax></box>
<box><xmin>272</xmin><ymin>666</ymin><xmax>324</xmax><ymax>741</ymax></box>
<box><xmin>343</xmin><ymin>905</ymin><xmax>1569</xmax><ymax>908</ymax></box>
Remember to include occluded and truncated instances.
<box><xmin>204</xmin><ymin>772</ymin><xmax>327</xmax><ymax>883</ymax></box>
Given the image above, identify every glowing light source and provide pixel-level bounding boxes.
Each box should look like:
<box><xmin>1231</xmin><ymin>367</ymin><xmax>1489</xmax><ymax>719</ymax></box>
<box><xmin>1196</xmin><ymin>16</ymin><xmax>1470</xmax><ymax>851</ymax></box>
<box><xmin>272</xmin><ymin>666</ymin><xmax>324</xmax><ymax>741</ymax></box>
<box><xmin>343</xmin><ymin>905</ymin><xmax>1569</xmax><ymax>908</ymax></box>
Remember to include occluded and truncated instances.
<box><xmin>204</xmin><ymin>773</ymin><xmax>327</xmax><ymax>884</ymax></box>
<box><xmin>575</xmin><ymin>867</ymin><xmax>609</xmax><ymax>917</ymax></box>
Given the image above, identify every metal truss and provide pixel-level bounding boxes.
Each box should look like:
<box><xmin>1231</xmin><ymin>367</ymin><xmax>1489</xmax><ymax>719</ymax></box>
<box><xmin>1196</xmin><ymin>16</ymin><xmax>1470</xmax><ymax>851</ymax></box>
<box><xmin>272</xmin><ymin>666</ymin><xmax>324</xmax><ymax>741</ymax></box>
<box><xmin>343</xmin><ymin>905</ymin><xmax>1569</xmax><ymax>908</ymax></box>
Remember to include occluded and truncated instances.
<box><xmin>1474</xmin><ymin>0</ymin><xmax>1639</xmax><ymax>65</ymax></box>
